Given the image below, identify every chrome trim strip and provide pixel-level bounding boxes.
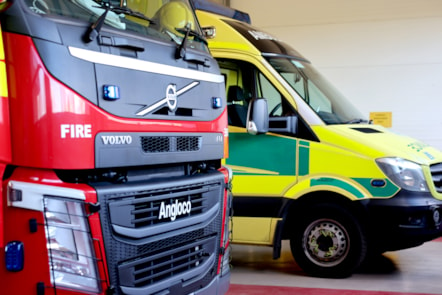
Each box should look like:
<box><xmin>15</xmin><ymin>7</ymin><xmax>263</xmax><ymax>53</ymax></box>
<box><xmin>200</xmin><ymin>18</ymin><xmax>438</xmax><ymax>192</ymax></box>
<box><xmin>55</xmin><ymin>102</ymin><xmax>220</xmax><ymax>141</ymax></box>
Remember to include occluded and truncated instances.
<box><xmin>69</xmin><ymin>47</ymin><xmax>224</xmax><ymax>83</ymax></box>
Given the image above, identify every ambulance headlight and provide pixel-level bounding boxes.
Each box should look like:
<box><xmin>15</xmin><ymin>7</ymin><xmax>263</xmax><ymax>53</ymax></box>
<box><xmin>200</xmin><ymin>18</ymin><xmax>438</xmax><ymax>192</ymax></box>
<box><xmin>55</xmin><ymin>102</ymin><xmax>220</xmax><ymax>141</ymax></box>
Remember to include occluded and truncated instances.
<box><xmin>44</xmin><ymin>197</ymin><xmax>100</xmax><ymax>293</ymax></box>
<box><xmin>376</xmin><ymin>158</ymin><xmax>429</xmax><ymax>192</ymax></box>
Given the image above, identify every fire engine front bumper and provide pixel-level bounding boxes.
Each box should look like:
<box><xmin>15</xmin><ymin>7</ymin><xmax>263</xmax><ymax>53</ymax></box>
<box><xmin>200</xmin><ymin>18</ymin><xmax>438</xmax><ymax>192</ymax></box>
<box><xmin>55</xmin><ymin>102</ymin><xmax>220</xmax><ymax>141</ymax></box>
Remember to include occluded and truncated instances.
<box><xmin>366</xmin><ymin>189</ymin><xmax>442</xmax><ymax>252</ymax></box>
<box><xmin>194</xmin><ymin>271</ymin><xmax>231</xmax><ymax>295</ymax></box>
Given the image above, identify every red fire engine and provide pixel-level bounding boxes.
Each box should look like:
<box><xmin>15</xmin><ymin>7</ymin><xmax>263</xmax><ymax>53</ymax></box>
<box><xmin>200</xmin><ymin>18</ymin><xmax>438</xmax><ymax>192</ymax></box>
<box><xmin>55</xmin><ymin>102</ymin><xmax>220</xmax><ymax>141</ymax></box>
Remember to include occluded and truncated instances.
<box><xmin>0</xmin><ymin>0</ymin><xmax>231</xmax><ymax>294</ymax></box>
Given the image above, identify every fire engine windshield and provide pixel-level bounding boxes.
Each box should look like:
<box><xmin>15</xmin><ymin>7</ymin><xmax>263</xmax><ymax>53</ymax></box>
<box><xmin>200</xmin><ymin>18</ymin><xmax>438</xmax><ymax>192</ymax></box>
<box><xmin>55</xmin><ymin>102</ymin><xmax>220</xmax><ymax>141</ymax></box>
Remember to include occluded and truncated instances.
<box><xmin>266</xmin><ymin>56</ymin><xmax>368</xmax><ymax>125</ymax></box>
<box><xmin>25</xmin><ymin>0</ymin><xmax>208</xmax><ymax>51</ymax></box>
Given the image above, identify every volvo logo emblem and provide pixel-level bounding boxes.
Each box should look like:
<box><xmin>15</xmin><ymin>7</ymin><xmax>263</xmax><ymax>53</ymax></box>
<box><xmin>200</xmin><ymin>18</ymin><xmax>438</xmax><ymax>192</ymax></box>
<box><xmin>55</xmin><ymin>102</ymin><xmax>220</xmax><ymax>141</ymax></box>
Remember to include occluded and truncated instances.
<box><xmin>166</xmin><ymin>84</ymin><xmax>177</xmax><ymax>112</ymax></box>
<box><xmin>136</xmin><ymin>81</ymin><xmax>200</xmax><ymax>116</ymax></box>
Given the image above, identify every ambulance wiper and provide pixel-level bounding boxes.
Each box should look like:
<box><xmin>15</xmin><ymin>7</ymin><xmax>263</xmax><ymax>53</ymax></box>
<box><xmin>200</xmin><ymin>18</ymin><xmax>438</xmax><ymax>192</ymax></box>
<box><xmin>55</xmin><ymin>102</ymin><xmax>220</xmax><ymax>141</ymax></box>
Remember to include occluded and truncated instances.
<box><xmin>175</xmin><ymin>24</ymin><xmax>208</xmax><ymax>60</ymax></box>
<box><xmin>85</xmin><ymin>3</ymin><xmax>155</xmax><ymax>42</ymax></box>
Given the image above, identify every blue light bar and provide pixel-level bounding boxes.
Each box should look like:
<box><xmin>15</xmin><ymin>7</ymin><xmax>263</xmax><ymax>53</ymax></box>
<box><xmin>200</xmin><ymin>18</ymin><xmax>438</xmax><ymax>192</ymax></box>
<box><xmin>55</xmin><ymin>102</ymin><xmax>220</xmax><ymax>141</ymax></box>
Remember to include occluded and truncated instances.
<box><xmin>5</xmin><ymin>241</ymin><xmax>24</xmax><ymax>272</ymax></box>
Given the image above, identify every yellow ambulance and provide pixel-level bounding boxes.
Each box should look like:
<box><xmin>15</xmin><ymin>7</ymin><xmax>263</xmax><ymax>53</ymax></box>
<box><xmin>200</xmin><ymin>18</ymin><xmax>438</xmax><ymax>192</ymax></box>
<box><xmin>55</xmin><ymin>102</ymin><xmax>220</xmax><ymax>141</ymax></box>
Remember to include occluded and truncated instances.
<box><xmin>195</xmin><ymin>6</ymin><xmax>442</xmax><ymax>278</ymax></box>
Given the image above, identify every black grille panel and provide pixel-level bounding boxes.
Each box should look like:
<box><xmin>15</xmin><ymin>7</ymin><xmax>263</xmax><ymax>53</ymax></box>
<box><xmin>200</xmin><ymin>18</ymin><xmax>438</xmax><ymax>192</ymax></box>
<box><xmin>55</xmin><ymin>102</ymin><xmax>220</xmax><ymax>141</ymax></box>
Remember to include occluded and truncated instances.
<box><xmin>119</xmin><ymin>237</ymin><xmax>217</xmax><ymax>294</ymax></box>
<box><xmin>94</xmin><ymin>171</ymin><xmax>225</xmax><ymax>295</ymax></box>
<box><xmin>430</xmin><ymin>163</ymin><xmax>442</xmax><ymax>193</ymax></box>
<box><xmin>177</xmin><ymin>136</ymin><xmax>200</xmax><ymax>151</ymax></box>
<box><xmin>141</xmin><ymin>136</ymin><xmax>201</xmax><ymax>153</ymax></box>
<box><xmin>108</xmin><ymin>178</ymin><xmax>220</xmax><ymax>240</ymax></box>
<box><xmin>133</xmin><ymin>245</ymin><xmax>204</xmax><ymax>286</ymax></box>
<box><xmin>133</xmin><ymin>194</ymin><xmax>203</xmax><ymax>227</ymax></box>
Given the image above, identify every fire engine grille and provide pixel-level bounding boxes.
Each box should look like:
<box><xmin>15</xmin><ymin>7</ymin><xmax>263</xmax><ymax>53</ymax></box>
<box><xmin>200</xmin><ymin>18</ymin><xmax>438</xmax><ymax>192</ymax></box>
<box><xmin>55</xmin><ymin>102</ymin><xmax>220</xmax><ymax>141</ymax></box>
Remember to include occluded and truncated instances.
<box><xmin>133</xmin><ymin>193</ymin><xmax>202</xmax><ymax>227</ymax></box>
<box><xmin>107</xmin><ymin>178</ymin><xmax>220</xmax><ymax>238</ymax></box>
<box><xmin>430</xmin><ymin>163</ymin><xmax>442</xmax><ymax>193</ymax></box>
<box><xmin>94</xmin><ymin>171</ymin><xmax>225</xmax><ymax>295</ymax></box>
<box><xmin>118</xmin><ymin>236</ymin><xmax>217</xmax><ymax>293</ymax></box>
<box><xmin>141</xmin><ymin>136</ymin><xmax>201</xmax><ymax>153</ymax></box>
<box><xmin>132</xmin><ymin>241</ymin><xmax>210</xmax><ymax>287</ymax></box>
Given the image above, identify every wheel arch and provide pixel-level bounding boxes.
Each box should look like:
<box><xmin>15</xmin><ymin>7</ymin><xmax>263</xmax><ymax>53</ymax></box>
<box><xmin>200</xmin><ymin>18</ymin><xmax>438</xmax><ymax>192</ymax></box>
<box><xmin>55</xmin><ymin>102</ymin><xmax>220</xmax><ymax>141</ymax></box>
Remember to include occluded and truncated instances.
<box><xmin>271</xmin><ymin>190</ymin><xmax>370</xmax><ymax>260</ymax></box>
<box><xmin>281</xmin><ymin>191</ymin><xmax>369</xmax><ymax>239</ymax></box>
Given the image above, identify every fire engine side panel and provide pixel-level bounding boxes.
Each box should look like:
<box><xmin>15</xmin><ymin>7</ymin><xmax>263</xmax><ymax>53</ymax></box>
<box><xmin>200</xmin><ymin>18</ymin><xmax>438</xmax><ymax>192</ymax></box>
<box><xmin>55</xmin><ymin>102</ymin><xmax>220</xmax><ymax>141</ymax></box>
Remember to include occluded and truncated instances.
<box><xmin>0</xmin><ymin>179</ymin><xmax>52</xmax><ymax>294</ymax></box>
<box><xmin>0</xmin><ymin>50</ymin><xmax>10</xmax><ymax>166</ymax></box>
<box><xmin>1</xmin><ymin>167</ymin><xmax>109</xmax><ymax>294</ymax></box>
<box><xmin>0</xmin><ymin>87</ymin><xmax>10</xmax><ymax>164</ymax></box>
<box><xmin>4</xmin><ymin>34</ymin><xmax>94</xmax><ymax>169</ymax></box>
<box><xmin>0</xmin><ymin>206</ymin><xmax>51</xmax><ymax>294</ymax></box>
<box><xmin>0</xmin><ymin>20</ymin><xmax>10</xmax><ymax>248</ymax></box>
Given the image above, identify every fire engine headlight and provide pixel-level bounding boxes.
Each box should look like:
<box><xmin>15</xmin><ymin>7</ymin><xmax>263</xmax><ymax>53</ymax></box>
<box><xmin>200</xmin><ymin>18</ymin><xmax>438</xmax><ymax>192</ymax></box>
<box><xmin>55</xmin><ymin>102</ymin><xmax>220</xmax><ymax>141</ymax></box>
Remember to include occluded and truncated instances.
<box><xmin>44</xmin><ymin>197</ymin><xmax>100</xmax><ymax>293</ymax></box>
<box><xmin>376</xmin><ymin>157</ymin><xmax>429</xmax><ymax>192</ymax></box>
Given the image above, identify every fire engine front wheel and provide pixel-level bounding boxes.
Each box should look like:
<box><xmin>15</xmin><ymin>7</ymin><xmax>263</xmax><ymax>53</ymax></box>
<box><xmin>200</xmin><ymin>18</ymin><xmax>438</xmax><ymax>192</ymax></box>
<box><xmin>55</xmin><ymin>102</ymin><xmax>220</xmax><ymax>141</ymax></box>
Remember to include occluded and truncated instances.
<box><xmin>290</xmin><ymin>203</ymin><xmax>367</xmax><ymax>278</ymax></box>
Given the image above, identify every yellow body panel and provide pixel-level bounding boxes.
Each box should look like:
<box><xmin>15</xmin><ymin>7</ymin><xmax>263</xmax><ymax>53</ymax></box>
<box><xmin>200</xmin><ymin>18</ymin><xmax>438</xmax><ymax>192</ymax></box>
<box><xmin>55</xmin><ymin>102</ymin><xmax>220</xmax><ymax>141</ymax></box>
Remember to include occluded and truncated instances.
<box><xmin>197</xmin><ymin>9</ymin><xmax>442</xmax><ymax>250</ymax></box>
<box><xmin>231</xmin><ymin>216</ymin><xmax>279</xmax><ymax>245</ymax></box>
<box><xmin>196</xmin><ymin>11</ymin><xmax>261</xmax><ymax>56</ymax></box>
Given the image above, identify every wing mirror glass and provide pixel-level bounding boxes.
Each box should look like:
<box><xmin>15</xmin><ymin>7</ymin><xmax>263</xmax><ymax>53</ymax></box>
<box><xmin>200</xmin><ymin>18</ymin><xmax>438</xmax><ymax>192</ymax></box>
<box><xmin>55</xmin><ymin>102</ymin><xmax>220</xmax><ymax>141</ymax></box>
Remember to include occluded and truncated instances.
<box><xmin>247</xmin><ymin>98</ymin><xmax>268</xmax><ymax>135</ymax></box>
<box><xmin>202</xmin><ymin>26</ymin><xmax>216</xmax><ymax>39</ymax></box>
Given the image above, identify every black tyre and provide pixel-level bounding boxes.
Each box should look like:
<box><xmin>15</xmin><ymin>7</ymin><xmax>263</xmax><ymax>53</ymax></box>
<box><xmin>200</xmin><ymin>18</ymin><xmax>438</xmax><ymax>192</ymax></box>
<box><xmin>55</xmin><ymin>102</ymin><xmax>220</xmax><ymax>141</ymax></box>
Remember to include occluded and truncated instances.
<box><xmin>290</xmin><ymin>203</ymin><xmax>367</xmax><ymax>278</ymax></box>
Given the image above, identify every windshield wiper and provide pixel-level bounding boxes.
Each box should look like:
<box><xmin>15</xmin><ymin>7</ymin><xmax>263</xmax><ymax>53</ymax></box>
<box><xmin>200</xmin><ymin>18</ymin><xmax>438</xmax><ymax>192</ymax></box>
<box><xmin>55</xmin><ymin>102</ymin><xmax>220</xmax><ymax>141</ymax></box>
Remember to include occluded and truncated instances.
<box><xmin>111</xmin><ymin>6</ymin><xmax>155</xmax><ymax>23</ymax></box>
<box><xmin>84</xmin><ymin>2</ymin><xmax>155</xmax><ymax>42</ymax></box>
<box><xmin>175</xmin><ymin>24</ymin><xmax>208</xmax><ymax>59</ymax></box>
<box><xmin>84</xmin><ymin>3</ymin><xmax>110</xmax><ymax>42</ymax></box>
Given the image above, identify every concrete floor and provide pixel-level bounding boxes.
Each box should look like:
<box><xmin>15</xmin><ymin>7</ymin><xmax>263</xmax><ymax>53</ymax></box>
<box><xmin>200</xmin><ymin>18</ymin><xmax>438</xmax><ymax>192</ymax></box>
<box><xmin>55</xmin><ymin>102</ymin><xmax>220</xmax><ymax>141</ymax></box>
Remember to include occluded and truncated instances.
<box><xmin>226</xmin><ymin>239</ymin><xmax>442</xmax><ymax>295</ymax></box>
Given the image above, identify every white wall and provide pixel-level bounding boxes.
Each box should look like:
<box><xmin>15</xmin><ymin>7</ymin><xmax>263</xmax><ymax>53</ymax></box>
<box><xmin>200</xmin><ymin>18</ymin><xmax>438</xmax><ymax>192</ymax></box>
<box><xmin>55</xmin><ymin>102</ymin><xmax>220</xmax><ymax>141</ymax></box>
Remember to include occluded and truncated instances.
<box><xmin>229</xmin><ymin>0</ymin><xmax>442</xmax><ymax>150</ymax></box>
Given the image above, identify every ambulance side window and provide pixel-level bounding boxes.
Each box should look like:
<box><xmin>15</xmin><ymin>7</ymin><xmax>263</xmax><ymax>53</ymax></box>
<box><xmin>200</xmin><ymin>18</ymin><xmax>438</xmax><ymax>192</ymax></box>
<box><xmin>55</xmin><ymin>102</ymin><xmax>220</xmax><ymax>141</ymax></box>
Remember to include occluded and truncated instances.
<box><xmin>256</xmin><ymin>72</ymin><xmax>285</xmax><ymax>117</ymax></box>
<box><xmin>220</xmin><ymin>58</ymin><xmax>294</xmax><ymax>126</ymax></box>
<box><xmin>221</xmin><ymin>59</ymin><xmax>252</xmax><ymax>127</ymax></box>
<box><xmin>219</xmin><ymin>58</ymin><xmax>317</xmax><ymax>140</ymax></box>
<box><xmin>253</xmin><ymin>62</ymin><xmax>317</xmax><ymax>141</ymax></box>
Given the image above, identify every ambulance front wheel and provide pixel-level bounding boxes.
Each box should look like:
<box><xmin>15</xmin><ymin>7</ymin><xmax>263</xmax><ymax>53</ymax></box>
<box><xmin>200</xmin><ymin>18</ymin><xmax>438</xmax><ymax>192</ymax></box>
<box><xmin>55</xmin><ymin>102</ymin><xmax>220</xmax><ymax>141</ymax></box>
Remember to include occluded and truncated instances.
<box><xmin>290</xmin><ymin>203</ymin><xmax>367</xmax><ymax>278</ymax></box>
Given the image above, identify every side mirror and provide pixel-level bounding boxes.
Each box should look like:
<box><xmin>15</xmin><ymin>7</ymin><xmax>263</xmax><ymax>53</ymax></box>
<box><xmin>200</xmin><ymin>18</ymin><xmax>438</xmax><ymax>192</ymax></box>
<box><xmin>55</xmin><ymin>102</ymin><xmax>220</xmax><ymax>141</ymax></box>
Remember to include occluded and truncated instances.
<box><xmin>246</xmin><ymin>98</ymin><xmax>269</xmax><ymax>135</ymax></box>
<box><xmin>202</xmin><ymin>26</ymin><xmax>216</xmax><ymax>39</ymax></box>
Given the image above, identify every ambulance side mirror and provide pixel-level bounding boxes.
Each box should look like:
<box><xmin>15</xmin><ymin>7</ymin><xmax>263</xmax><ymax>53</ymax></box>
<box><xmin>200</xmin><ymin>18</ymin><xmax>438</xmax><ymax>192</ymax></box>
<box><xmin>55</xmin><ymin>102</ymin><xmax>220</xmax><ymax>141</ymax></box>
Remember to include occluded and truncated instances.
<box><xmin>202</xmin><ymin>26</ymin><xmax>216</xmax><ymax>39</ymax></box>
<box><xmin>246</xmin><ymin>98</ymin><xmax>268</xmax><ymax>135</ymax></box>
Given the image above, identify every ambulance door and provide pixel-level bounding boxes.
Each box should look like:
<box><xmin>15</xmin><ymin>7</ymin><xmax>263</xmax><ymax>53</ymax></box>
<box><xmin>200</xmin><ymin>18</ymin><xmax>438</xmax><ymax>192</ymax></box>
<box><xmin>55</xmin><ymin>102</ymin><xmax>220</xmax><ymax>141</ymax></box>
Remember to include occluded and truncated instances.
<box><xmin>219</xmin><ymin>58</ymin><xmax>299</xmax><ymax>244</ymax></box>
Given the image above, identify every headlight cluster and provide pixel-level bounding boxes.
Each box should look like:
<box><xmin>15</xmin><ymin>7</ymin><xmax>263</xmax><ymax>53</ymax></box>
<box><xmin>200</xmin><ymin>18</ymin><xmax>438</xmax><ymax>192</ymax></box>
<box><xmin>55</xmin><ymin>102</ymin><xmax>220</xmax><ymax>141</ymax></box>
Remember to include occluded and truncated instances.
<box><xmin>44</xmin><ymin>197</ymin><xmax>100</xmax><ymax>293</ymax></box>
<box><xmin>376</xmin><ymin>157</ymin><xmax>429</xmax><ymax>192</ymax></box>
